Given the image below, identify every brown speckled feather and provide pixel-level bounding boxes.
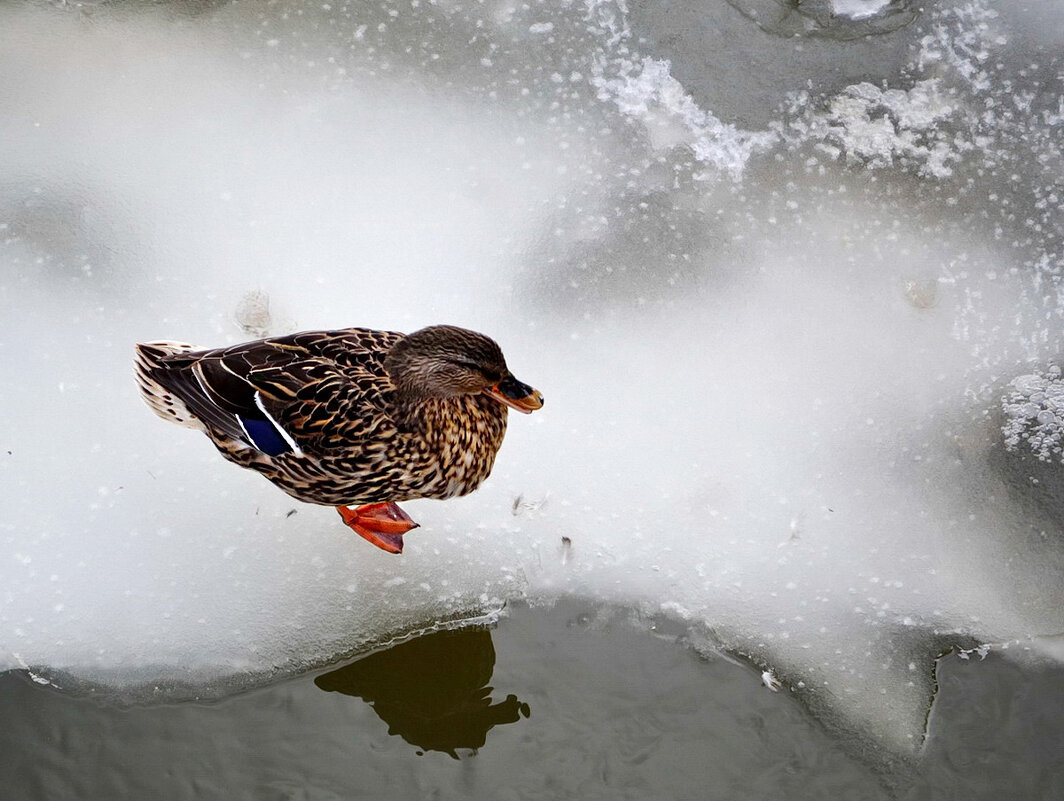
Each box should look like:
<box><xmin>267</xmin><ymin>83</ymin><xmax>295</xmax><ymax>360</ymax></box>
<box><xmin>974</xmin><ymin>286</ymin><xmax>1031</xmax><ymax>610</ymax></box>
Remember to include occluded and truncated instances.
<box><xmin>135</xmin><ymin>327</ymin><xmax>510</xmax><ymax>506</ymax></box>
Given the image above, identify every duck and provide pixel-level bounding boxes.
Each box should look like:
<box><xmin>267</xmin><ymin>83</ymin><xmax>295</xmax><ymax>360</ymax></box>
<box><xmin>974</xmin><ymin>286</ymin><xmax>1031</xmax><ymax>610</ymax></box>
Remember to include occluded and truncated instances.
<box><xmin>134</xmin><ymin>324</ymin><xmax>543</xmax><ymax>554</ymax></box>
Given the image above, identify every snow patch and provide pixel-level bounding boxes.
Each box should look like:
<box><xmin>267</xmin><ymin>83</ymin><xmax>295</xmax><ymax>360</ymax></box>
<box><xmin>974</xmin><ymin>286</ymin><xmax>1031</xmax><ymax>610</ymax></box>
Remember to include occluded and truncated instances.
<box><xmin>591</xmin><ymin>57</ymin><xmax>774</xmax><ymax>180</ymax></box>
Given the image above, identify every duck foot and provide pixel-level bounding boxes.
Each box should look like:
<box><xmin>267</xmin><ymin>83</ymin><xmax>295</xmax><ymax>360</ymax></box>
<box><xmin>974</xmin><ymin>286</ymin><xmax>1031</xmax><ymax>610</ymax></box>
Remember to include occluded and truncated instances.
<box><xmin>336</xmin><ymin>502</ymin><xmax>419</xmax><ymax>554</ymax></box>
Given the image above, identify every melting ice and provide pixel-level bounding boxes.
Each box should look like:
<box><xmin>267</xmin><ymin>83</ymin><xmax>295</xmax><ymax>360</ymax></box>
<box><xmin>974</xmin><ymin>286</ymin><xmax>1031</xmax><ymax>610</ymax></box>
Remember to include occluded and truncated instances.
<box><xmin>2</xmin><ymin>0</ymin><xmax>1064</xmax><ymax>753</ymax></box>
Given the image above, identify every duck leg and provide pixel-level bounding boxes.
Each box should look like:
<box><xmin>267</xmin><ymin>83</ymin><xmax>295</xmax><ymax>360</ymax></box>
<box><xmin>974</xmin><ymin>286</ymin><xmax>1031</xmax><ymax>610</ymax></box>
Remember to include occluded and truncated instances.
<box><xmin>336</xmin><ymin>502</ymin><xmax>419</xmax><ymax>554</ymax></box>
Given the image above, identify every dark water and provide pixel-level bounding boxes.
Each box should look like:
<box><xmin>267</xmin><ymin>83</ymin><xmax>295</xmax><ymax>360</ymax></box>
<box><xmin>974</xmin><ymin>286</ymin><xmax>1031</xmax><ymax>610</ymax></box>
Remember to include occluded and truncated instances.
<box><xmin>1</xmin><ymin>601</ymin><xmax>1062</xmax><ymax>800</ymax></box>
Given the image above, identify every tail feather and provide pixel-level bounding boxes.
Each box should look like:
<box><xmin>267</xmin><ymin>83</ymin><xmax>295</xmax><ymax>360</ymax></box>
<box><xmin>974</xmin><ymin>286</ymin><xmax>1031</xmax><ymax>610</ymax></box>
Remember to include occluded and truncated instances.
<box><xmin>135</xmin><ymin>341</ymin><xmax>252</xmax><ymax>446</ymax></box>
<box><xmin>134</xmin><ymin>341</ymin><xmax>205</xmax><ymax>430</ymax></box>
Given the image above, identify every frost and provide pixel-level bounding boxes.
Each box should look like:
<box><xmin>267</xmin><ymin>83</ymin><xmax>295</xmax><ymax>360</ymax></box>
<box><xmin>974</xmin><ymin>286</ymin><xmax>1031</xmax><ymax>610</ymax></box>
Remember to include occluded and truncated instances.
<box><xmin>779</xmin><ymin>0</ymin><xmax>1012</xmax><ymax>179</ymax></box>
<box><xmin>762</xmin><ymin>670</ymin><xmax>782</xmax><ymax>692</ymax></box>
<box><xmin>815</xmin><ymin>80</ymin><xmax>962</xmax><ymax>177</ymax></box>
<box><xmin>914</xmin><ymin>1</ymin><xmax>1002</xmax><ymax>91</ymax></box>
<box><xmin>782</xmin><ymin>74</ymin><xmax>968</xmax><ymax>178</ymax></box>
<box><xmin>590</xmin><ymin>57</ymin><xmax>775</xmax><ymax>180</ymax></box>
<box><xmin>1002</xmin><ymin>366</ymin><xmax>1064</xmax><ymax>461</ymax></box>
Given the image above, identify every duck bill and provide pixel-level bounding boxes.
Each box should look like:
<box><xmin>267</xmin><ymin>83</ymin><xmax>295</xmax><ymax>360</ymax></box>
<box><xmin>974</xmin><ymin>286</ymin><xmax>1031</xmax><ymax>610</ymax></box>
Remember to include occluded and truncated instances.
<box><xmin>484</xmin><ymin>377</ymin><xmax>544</xmax><ymax>414</ymax></box>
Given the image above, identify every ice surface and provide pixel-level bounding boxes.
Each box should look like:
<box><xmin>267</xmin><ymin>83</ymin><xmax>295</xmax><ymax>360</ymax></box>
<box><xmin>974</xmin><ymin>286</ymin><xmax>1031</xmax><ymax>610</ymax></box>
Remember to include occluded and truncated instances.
<box><xmin>3</xmin><ymin>0</ymin><xmax>1064</xmax><ymax>754</ymax></box>
<box><xmin>831</xmin><ymin>0</ymin><xmax>894</xmax><ymax>20</ymax></box>
<box><xmin>1002</xmin><ymin>367</ymin><xmax>1064</xmax><ymax>462</ymax></box>
<box><xmin>724</xmin><ymin>0</ymin><xmax>918</xmax><ymax>39</ymax></box>
<box><xmin>591</xmin><ymin>56</ymin><xmax>775</xmax><ymax>179</ymax></box>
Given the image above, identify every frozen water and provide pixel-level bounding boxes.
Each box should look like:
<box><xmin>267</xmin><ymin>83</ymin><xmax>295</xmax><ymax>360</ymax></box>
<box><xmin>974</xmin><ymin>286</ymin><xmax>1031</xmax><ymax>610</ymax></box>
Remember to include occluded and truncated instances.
<box><xmin>2</xmin><ymin>0</ymin><xmax>1064</xmax><ymax>754</ymax></box>
<box><xmin>1002</xmin><ymin>366</ymin><xmax>1064</xmax><ymax>462</ymax></box>
<box><xmin>831</xmin><ymin>0</ymin><xmax>894</xmax><ymax>20</ymax></box>
<box><xmin>724</xmin><ymin>0</ymin><xmax>918</xmax><ymax>39</ymax></box>
<box><xmin>591</xmin><ymin>56</ymin><xmax>775</xmax><ymax>179</ymax></box>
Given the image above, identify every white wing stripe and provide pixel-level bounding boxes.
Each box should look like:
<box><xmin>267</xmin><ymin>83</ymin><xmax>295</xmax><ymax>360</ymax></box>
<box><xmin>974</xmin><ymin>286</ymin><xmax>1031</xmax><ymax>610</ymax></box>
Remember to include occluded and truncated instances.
<box><xmin>253</xmin><ymin>391</ymin><xmax>304</xmax><ymax>456</ymax></box>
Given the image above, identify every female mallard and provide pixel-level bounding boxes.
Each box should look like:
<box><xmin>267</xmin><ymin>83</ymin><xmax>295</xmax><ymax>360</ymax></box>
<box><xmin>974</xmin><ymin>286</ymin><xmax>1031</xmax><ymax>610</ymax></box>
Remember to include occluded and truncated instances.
<box><xmin>134</xmin><ymin>325</ymin><xmax>543</xmax><ymax>554</ymax></box>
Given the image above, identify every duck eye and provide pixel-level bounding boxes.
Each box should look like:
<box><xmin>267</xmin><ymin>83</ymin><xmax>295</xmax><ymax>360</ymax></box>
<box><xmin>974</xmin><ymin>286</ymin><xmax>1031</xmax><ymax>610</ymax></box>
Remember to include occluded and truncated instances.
<box><xmin>449</xmin><ymin>359</ymin><xmax>501</xmax><ymax>382</ymax></box>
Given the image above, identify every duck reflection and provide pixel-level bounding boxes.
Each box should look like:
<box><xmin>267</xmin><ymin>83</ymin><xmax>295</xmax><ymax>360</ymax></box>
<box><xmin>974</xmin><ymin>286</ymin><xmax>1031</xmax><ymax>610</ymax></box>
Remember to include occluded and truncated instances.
<box><xmin>315</xmin><ymin>627</ymin><xmax>530</xmax><ymax>758</ymax></box>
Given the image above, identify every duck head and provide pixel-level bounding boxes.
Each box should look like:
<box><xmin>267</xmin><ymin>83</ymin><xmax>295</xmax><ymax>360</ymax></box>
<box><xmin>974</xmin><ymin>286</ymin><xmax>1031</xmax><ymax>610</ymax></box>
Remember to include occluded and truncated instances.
<box><xmin>385</xmin><ymin>325</ymin><xmax>544</xmax><ymax>413</ymax></box>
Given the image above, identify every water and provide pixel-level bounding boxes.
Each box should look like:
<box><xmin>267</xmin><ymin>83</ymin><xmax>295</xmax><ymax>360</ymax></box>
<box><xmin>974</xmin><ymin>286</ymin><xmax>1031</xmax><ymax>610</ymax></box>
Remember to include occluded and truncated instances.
<box><xmin>1</xmin><ymin>601</ymin><xmax>1061</xmax><ymax>799</ymax></box>
<box><xmin>2</xmin><ymin>0</ymin><xmax>1064</xmax><ymax>792</ymax></box>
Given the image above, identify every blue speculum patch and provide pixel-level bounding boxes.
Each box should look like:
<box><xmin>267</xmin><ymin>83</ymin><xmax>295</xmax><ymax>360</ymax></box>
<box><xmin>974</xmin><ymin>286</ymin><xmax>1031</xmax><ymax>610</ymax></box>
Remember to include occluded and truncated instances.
<box><xmin>239</xmin><ymin>415</ymin><xmax>292</xmax><ymax>456</ymax></box>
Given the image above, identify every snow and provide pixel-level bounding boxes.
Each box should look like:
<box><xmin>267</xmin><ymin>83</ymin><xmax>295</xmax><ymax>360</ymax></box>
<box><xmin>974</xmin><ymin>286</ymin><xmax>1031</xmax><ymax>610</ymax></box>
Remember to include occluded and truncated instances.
<box><xmin>2</xmin><ymin>0</ymin><xmax>1064</xmax><ymax>755</ymax></box>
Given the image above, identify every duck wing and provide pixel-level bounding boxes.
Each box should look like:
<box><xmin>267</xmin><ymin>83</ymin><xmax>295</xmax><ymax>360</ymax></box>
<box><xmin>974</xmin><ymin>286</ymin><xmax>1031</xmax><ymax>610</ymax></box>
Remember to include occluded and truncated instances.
<box><xmin>148</xmin><ymin>328</ymin><xmax>403</xmax><ymax>457</ymax></box>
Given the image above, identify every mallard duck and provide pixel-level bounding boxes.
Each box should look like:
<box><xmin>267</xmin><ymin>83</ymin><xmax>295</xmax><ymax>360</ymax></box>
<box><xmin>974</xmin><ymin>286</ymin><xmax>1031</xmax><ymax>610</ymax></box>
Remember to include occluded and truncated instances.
<box><xmin>134</xmin><ymin>325</ymin><xmax>543</xmax><ymax>554</ymax></box>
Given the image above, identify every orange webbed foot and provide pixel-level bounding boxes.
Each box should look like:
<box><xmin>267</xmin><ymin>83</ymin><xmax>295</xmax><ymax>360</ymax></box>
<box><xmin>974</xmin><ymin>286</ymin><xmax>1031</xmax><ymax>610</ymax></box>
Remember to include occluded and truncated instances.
<box><xmin>336</xmin><ymin>502</ymin><xmax>419</xmax><ymax>554</ymax></box>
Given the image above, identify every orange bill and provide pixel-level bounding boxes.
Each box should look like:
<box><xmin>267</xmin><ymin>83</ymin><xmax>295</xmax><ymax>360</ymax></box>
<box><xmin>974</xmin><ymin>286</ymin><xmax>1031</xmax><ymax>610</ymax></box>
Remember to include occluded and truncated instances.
<box><xmin>484</xmin><ymin>375</ymin><xmax>544</xmax><ymax>414</ymax></box>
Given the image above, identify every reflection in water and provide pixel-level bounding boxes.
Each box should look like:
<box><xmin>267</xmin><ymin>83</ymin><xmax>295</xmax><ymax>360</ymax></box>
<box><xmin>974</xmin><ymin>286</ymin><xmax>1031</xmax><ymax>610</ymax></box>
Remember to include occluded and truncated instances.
<box><xmin>315</xmin><ymin>627</ymin><xmax>530</xmax><ymax>758</ymax></box>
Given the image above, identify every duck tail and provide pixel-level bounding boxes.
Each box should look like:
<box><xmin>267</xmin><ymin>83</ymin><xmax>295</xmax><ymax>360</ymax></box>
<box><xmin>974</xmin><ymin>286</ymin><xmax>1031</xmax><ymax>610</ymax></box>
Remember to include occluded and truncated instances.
<box><xmin>134</xmin><ymin>340</ymin><xmax>205</xmax><ymax>430</ymax></box>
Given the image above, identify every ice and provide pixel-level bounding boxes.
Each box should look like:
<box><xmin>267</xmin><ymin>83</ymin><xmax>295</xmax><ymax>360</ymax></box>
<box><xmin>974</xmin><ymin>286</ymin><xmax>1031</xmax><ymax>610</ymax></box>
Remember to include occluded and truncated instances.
<box><xmin>831</xmin><ymin>0</ymin><xmax>894</xmax><ymax>20</ymax></box>
<box><xmin>3</xmin><ymin>0</ymin><xmax>1064</xmax><ymax>755</ymax></box>
<box><xmin>789</xmin><ymin>80</ymin><xmax>961</xmax><ymax>177</ymax></box>
<box><xmin>723</xmin><ymin>0</ymin><xmax>917</xmax><ymax>38</ymax></box>
<box><xmin>590</xmin><ymin>56</ymin><xmax>774</xmax><ymax>179</ymax></box>
<box><xmin>1002</xmin><ymin>366</ymin><xmax>1064</xmax><ymax>461</ymax></box>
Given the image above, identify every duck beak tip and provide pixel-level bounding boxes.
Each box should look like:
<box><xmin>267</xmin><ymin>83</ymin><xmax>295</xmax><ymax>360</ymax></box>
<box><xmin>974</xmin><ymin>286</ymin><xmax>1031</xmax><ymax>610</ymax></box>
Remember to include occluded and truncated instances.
<box><xmin>484</xmin><ymin>382</ymin><xmax>543</xmax><ymax>413</ymax></box>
